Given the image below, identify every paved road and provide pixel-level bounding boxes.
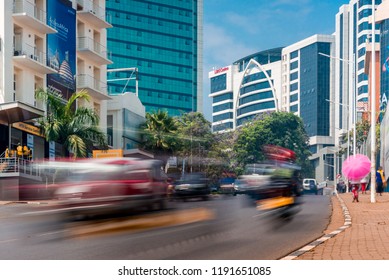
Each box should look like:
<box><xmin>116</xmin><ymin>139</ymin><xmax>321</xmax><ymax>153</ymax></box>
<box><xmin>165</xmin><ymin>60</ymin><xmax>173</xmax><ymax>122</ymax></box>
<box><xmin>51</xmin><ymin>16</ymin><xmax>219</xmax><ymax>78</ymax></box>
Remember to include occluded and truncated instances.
<box><xmin>0</xmin><ymin>194</ymin><xmax>332</xmax><ymax>259</ymax></box>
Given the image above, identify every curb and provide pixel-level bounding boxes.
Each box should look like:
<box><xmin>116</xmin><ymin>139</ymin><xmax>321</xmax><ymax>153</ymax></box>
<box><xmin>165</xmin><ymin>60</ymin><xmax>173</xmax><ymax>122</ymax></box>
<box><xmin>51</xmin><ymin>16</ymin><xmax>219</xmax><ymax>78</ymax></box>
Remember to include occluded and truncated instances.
<box><xmin>279</xmin><ymin>193</ymin><xmax>351</xmax><ymax>260</ymax></box>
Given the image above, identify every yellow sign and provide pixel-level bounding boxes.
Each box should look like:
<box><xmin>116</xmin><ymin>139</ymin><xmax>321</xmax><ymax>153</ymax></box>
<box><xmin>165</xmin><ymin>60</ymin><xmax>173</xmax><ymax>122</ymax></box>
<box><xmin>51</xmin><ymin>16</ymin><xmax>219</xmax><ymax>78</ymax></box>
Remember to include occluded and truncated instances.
<box><xmin>12</xmin><ymin>122</ymin><xmax>42</xmax><ymax>137</ymax></box>
<box><xmin>93</xmin><ymin>149</ymin><xmax>123</xmax><ymax>158</ymax></box>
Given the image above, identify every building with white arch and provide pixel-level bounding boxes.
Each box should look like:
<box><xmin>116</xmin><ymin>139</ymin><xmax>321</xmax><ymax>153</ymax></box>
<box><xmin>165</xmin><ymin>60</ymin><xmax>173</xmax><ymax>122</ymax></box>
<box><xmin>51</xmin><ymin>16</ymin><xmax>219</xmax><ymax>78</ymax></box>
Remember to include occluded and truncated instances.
<box><xmin>209</xmin><ymin>48</ymin><xmax>283</xmax><ymax>133</ymax></box>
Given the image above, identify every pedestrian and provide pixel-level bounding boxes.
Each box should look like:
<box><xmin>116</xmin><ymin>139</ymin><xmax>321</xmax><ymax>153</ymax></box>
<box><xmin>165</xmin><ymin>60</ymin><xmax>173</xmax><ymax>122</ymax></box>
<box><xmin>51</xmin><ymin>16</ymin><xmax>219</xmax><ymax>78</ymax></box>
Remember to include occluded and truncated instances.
<box><xmin>5</xmin><ymin>146</ymin><xmax>9</xmax><ymax>158</ymax></box>
<box><xmin>360</xmin><ymin>176</ymin><xmax>368</xmax><ymax>194</ymax></box>
<box><xmin>351</xmin><ymin>182</ymin><xmax>360</xmax><ymax>202</ymax></box>
<box><xmin>16</xmin><ymin>143</ymin><xmax>23</xmax><ymax>158</ymax></box>
<box><xmin>23</xmin><ymin>145</ymin><xmax>30</xmax><ymax>159</ymax></box>
<box><xmin>376</xmin><ymin>166</ymin><xmax>386</xmax><ymax>196</ymax></box>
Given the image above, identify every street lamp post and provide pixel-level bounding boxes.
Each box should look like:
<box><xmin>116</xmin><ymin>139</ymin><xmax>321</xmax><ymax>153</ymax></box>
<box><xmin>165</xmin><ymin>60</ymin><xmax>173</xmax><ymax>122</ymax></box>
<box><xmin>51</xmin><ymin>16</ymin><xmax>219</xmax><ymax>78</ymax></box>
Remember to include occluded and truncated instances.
<box><xmin>370</xmin><ymin>0</ymin><xmax>377</xmax><ymax>203</ymax></box>
<box><xmin>325</xmin><ymin>99</ymin><xmax>353</xmax><ymax>159</ymax></box>
<box><xmin>320</xmin><ymin>52</ymin><xmax>357</xmax><ymax>157</ymax></box>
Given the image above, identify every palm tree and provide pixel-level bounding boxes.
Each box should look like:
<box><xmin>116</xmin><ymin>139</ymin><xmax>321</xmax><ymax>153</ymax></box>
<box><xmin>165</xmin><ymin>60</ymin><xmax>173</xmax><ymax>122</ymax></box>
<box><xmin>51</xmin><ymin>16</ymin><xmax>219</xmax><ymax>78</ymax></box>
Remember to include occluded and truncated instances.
<box><xmin>35</xmin><ymin>88</ymin><xmax>108</xmax><ymax>158</ymax></box>
<box><xmin>141</xmin><ymin>110</ymin><xmax>177</xmax><ymax>158</ymax></box>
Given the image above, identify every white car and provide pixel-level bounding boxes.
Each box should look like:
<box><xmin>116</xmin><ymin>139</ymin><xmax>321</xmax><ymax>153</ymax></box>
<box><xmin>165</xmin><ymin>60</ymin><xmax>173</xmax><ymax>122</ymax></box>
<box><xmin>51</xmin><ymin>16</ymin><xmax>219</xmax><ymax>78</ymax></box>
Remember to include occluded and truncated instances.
<box><xmin>303</xmin><ymin>178</ymin><xmax>320</xmax><ymax>194</ymax></box>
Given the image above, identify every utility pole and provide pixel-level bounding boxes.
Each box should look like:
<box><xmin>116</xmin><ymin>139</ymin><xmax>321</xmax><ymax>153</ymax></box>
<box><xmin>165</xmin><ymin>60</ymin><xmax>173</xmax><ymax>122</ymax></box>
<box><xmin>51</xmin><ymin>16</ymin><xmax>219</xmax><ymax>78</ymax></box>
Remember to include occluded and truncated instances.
<box><xmin>370</xmin><ymin>0</ymin><xmax>377</xmax><ymax>203</ymax></box>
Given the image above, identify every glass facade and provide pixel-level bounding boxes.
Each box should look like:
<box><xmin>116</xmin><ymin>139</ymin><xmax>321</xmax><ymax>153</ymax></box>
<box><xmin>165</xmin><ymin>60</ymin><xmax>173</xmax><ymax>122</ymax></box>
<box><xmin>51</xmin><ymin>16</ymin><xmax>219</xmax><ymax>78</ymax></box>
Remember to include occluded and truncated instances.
<box><xmin>211</xmin><ymin>74</ymin><xmax>227</xmax><ymax>93</ymax></box>
<box><xmin>299</xmin><ymin>42</ymin><xmax>331</xmax><ymax>137</ymax></box>
<box><xmin>381</xmin><ymin>19</ymin><xmax>389</xmax><ymax>116</ymax></box>
<box><xmin>106</xmin><ymin>0</ymin><xmax>201</xmax><ymax>116</ymax></box>
<box><xmin>234</xmin><ymin>48</ymin><xmax>283</xmax><ymax>72</ymax></box>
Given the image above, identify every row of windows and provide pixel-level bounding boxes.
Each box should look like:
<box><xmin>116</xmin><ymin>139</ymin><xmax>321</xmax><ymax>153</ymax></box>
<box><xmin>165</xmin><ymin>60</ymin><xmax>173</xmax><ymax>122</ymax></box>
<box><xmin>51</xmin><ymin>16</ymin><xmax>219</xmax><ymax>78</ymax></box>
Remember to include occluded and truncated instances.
<box><xmin>239</xmin><ymin>91</ymin><xmax>273</xmax><ymax>106</ymax></box>
<box><xmin>290</xmin><ymin>50</ymin><xmax>299</xmax><ymax>60</ymax></box>
<box><xmin>358</xmin><ymin>22</ymin><xmax>372</xmax><ymax>33</ymax></box>
<box><xmin>213</xmin><ymin>112</ymin><xmax>233</xmax><ymax>122</ymax></box>
<box><xmin>358</xmin><ymin>60</ymin><xmax>365</xmax><ymax>71</ymax></box>
<box><xmin>110</xmin><ymin>28</ymin><xmax>194</xmax><ymax>49</ymax></box>
<box><xmin>109</xmin><ymin>54</ymin><xmax>195</xmax><ymax>79</ymax></box>
<box><xmin>213</xmin><ymin>122</ymin><xmax>233</xmax><ymax>132</ymax></box>
<box><xmin>290</xmin><ymin>94</ymin><xmax>298</xmax><ymax>103</ymax></box>
<box><xmin>358</xmin><ymin>72</ymin><xmax>368</xmax><ymax>83</ymax></box>
<box><xmin>290</xmin><ymin>83</ymin><xmax>298</xmax><ymax>92</ymax></box>
<box><xmin>358</xmin><ymin>85</ymin><xmax>368</xmax><ymax>95</ymax></box>
<box><xmin>290</xmin><ymin>60</ymin><xmax>298</xmax><ymax>70</ymax></box>
<box><xmin>109</xmin><ymin>40</ymin><xmax>193</xmax><ymax>63</ymax></box>
<box><xmin>240</xmin><ymin>81</ymin><xmax>271</xmax><ymax>95</ymax></box>
<box><xmin>213</xmin><ymin>102</ymin><xmax>233</xmax><ymax>113</ymax></box>
<box><xmin>108</xmin><ymin>74</ymin><xmax>194</xmax><ymax>94</ymax></box>
<box><xmin>237</xmin><ymin>100</ymin><xmax>275</xmax><ymax>116</ymax></box>
<box><xmin>358</xmin><ymin>0</ymin><xmax>382</xmax><ymax>7</ymax></box>
<box><xmin>110</xmin><ymin>16</ymin><xmax>193</xmax><ymax>36</ymax></box>
<box><xmin>358</xmin><ymin>8</ymin><xmax>372</xmax><ymax>20</ymax></box>
<box><xmin>236</xmin><ymin>115</ymin><xmax>256</xmax><ymax>127</ymax></box>
<box><xmin>242</xmin><ymin>70</ymin><xmax>271</xmax><ymax>85</ymax></box>
<box><xmin>290</xmin><ymin>71</ymin><xmax>298</xmax><ymax>81</ymax></box>
<box><xmin>213</xmin><ymin>92</ymin><xmax>233</xmax><ymax>103</ymax></box>
<box><xmin>108</xmin><ymin>4</ymin><xmax>194</xmax><ymax>24</ymax></box>
<box><xmin>358</xmin><ymin>34</ymin><xmax>380</xmax><ymax>45</ymax></box>
<box><xmin>290</xmin><ymin>104</ymin><xmax>298</xmax><ymax>112</ymax></box>
<box><xmin>210</xmin><ymin>74</ymin><xmax>227</xmax><ymax>93</ymax></box>
<box><xmin>358</xmin><ymin>47</ymin><xmax>366</xmax><ymax>57</ymax></box>
<box><xmin>110</xmin><ymin>55</ymin><xmax>193</xmax><ymax>77</ymax></box>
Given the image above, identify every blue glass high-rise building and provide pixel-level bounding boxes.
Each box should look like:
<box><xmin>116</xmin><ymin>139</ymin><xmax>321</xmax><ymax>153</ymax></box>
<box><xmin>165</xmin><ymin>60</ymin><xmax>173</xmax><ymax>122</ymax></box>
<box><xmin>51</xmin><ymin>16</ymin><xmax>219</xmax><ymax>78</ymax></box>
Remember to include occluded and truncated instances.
<box><xmin>106</xmin><ymin>0</ymin><xmax>203</xmax><ymax>116</ymax></box>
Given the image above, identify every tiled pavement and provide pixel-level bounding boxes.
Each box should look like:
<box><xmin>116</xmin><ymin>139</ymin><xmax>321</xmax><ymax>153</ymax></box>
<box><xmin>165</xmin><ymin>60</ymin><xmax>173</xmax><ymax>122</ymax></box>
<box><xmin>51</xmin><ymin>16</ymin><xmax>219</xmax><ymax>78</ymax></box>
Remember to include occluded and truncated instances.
<box><xmin>295</xmin><ymin>191</ymin><xmax>389</xmax><ymax>260</ymax></box>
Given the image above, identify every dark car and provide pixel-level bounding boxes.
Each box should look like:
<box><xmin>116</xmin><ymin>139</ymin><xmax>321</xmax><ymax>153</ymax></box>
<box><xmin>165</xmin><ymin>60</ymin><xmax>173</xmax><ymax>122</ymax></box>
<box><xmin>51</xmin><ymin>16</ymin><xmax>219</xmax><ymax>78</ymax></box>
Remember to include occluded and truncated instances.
<box><xmin>173</xmin><ymin>173</ymin><xmax>210</xmax><ymax>201</ymax></box>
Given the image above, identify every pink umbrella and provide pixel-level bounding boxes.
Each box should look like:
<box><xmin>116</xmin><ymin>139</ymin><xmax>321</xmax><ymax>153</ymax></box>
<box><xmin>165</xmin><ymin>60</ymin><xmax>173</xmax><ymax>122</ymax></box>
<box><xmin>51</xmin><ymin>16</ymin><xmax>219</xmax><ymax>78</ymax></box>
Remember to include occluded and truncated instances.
<box><xmin>342</xmin><ymin>154</ymin><xmax>371</xmax><ymax>181</ymax></box>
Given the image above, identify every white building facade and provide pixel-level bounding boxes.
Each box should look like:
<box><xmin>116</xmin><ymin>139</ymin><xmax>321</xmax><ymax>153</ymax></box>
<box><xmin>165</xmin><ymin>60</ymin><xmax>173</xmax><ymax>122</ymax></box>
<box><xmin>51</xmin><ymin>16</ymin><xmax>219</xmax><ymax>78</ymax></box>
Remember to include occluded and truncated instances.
<box><xmin>208</xmin><ymin>48</ymin><xmax>283</xmax><ymax>133</ymax></box>
<box><xmin>0</xmin><ymin>0</ymin><xmax>111</xmax><ymax>159</ymax></box>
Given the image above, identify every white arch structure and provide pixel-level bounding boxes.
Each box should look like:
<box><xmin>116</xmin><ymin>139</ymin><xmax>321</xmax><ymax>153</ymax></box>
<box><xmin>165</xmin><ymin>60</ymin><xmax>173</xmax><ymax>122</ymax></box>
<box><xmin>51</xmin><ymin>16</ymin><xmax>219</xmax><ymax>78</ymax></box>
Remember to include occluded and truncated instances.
<box><xmin>234</xmin><ymin>58</ymin><xmax>279</xmax><ymax>130</ymax></box>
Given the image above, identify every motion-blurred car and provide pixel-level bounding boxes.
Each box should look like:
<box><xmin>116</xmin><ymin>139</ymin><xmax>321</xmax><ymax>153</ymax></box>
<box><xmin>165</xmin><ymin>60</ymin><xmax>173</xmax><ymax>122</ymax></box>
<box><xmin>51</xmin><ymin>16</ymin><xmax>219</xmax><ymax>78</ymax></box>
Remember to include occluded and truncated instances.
<box><xmin>219</xmin><ymin>177</ymin><xmax>236</xmax><ymax>194</ymax></box>
<box><xmin>173</xmin><ymin>173</ymin><xmax>210</xmax><ymax>201</ymax></box>
<box><xmin>49</xmin><ymin>158</ymin><xmax>169</xmax><ymax>219</ymax></box>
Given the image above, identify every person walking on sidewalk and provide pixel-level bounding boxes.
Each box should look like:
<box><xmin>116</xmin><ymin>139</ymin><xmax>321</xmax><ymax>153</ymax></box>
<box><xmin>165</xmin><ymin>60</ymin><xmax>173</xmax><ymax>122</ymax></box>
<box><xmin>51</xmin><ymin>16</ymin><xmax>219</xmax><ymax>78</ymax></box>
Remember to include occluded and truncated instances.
<box><xmin>376</xmin><ymin>166</ymin><xmax>386</xmax><ymax>196</ymax></box>
<box><xmin>351</xmin><ymin>181</ymin><xmax>360</xmax><ymax>202</ymax></box>
<box><xmin>361</xmin><ymin>176</ymin><xmax>368</xmax><ymax>194</ymax></box>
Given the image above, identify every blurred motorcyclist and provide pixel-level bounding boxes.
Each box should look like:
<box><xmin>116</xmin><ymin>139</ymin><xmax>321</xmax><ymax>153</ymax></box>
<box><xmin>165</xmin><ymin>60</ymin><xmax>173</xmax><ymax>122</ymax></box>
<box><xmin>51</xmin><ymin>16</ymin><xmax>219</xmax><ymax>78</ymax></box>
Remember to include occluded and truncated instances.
<box><xmin>255</xmin><ymin>145</ymin><xmax>302</xmax><ymax>212</ymax></box>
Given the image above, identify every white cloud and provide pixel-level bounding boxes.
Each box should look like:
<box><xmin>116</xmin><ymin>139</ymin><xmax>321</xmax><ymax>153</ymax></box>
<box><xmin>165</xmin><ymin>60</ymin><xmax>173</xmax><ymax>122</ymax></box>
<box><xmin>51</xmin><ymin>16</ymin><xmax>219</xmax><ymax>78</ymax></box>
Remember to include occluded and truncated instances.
<box><xmin>204</xmin><ymin>22</ymin><xmax>256</xmax><ymax>70</ymax></box>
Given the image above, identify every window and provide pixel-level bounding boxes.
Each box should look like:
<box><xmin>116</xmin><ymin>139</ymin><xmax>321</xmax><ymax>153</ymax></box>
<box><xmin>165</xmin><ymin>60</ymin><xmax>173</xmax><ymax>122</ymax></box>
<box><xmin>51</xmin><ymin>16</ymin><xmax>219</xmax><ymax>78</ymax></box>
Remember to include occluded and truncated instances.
<box><xmin>290</xmin><ymin>50</ymin><xmax>298</xmax><ymax>59</ymax></box>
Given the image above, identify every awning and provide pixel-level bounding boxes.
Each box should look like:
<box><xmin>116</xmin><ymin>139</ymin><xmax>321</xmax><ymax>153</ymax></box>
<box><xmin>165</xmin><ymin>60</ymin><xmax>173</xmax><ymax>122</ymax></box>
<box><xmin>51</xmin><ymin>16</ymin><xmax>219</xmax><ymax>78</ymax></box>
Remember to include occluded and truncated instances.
<box><xmin>0</xmin><ymin>101</ymin><xmax>44</xmax><ymax>125</ymax></box>
<box><xmin>0</xmin><ymin>101</ymin><xmax>45</xmax><ymax>149</ymax></box>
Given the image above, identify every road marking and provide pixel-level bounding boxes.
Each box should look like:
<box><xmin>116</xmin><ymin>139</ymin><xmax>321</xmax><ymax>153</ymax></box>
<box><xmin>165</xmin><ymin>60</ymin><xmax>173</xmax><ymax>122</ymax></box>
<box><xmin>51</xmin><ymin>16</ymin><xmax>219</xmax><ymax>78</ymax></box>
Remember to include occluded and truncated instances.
<box><xmin>0</xmin><ymin>238</ymin><xmax>18</xmax><ymax>244</ymax></box>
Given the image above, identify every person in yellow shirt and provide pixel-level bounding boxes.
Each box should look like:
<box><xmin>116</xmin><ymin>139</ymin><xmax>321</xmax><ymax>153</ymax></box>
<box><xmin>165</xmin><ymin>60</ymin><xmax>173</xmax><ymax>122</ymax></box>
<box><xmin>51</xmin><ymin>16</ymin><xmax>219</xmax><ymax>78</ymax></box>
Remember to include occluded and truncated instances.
<box><xmin>16</xmin><ymin>143</ymin><xmax>23</xmax><ymax>158</ymax></box>
<box><xmin>23</xmin><ymin>145</ymin><xmax>30</xmax><ymax>159</ymax></box>
<box><xmin>5</xmin><ymin>146</ymin><xmax>9</xmax><ymax>158</ymax></box>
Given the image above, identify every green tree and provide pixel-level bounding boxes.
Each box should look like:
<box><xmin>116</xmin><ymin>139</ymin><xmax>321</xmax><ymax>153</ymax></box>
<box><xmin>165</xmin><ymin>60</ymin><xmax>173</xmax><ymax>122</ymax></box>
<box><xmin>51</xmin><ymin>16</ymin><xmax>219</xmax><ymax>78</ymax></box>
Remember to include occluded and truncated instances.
<box><xmin>233</xmin><ymin>111</ymin><xmax>312</xmax><ymax>176</ymax></box>
<box><xmin>140</xmin><ymin>109</ymin><xmax>177</xmax><ymax>161</ymax></box>
<box><xmin>35</xmin><ymin>88</ymin><xmax>108</xmax><ymax>158</ymax></box>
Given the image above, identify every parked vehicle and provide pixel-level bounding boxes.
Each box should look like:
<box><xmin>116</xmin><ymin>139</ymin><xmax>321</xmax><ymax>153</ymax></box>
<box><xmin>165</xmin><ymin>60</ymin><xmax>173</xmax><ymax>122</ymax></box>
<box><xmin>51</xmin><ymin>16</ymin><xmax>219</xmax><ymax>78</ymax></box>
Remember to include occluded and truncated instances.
<box><xmin>302</xmin><ymin>178</ymin><xmax>324</xmax><ymax>195</ymax></box>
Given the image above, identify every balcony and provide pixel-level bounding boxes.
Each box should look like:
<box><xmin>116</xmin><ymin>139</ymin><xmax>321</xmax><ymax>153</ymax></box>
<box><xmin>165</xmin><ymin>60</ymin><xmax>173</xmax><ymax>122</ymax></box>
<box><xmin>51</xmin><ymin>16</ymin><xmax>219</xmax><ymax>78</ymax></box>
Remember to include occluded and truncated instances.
<box><xmin>76</xmin><ymin>0</ymin><xmax>112</xmax><ymax>29</ymax></box>
<box><xmin>13</xmin><ymin>0</ymin><xmax>57</xmax><ymax>34</ymax></box>
<box><xmin>77</xmin><ymin>37</ymin><xmax>113</xmax><ymax>65</ymax></box>
<box><xmin>13</xmin><ymin>43</ymin><xmax>58</xmax><ymax>74</ymax></box>
<box><xmin>76</xmin><ymin>74</ymin><xmax>111</xmax><ymax>101</ymax></box>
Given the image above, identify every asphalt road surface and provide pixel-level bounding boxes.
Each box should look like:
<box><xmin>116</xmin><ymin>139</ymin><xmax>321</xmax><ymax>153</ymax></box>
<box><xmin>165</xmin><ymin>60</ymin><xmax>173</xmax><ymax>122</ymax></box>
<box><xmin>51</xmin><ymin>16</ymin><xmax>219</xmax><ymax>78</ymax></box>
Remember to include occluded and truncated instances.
<box><xmin>0</xmin><ymin>193</ymin><xmax>332</xmax><ymax>259</ymax></box>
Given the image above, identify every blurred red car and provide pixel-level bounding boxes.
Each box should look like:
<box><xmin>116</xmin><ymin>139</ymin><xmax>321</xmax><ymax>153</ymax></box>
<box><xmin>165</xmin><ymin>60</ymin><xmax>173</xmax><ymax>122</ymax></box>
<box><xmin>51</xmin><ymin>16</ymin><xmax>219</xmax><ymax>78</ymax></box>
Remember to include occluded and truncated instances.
<box><xmin>44</xmin><ymin>158</ymin><xmax>169</xmax><ymax>218</ymax></box>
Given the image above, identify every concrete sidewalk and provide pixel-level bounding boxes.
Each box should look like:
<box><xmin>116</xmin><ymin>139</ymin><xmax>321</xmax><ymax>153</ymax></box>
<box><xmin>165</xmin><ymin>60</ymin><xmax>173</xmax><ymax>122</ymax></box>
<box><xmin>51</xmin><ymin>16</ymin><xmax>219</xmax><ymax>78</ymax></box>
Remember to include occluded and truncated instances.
<box><xmin>295</xmin><ymin>191</ymin><xmax>389</xmax><ymax>260</ymax></box>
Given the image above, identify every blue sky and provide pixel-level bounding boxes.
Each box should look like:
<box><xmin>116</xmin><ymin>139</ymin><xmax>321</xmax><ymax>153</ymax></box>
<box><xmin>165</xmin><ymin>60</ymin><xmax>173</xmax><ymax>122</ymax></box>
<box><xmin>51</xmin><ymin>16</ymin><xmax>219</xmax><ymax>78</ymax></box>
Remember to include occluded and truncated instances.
<box><xmin>202</xmin><ymin>0</ymin><xmax>347</xmax><ymax>121</ymax></box>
